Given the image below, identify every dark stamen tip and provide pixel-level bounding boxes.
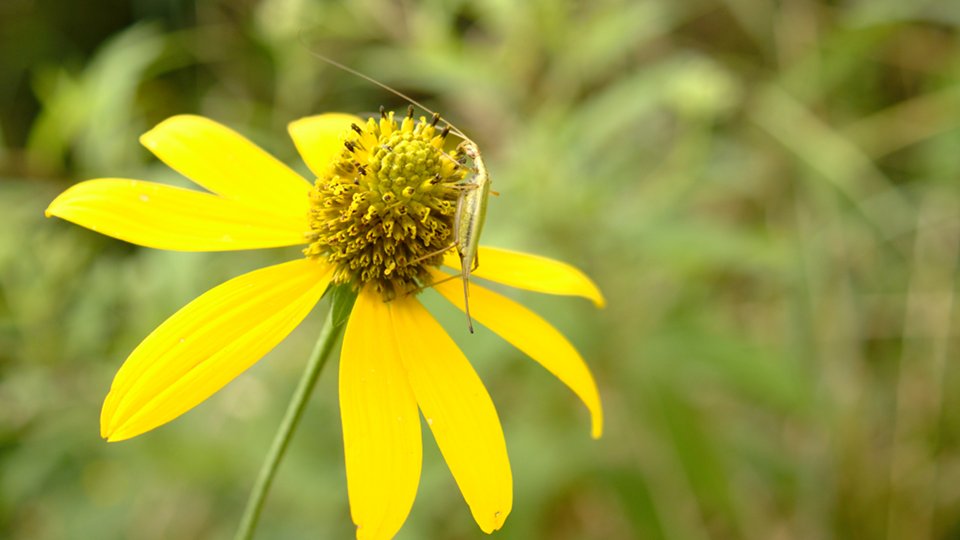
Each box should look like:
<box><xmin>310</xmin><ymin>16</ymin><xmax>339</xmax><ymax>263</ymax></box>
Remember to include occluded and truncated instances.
<box><xmin>440</xmin><ymin>126</ymin><xmax>450</xmax><ymax>139</ymax></box>
<box><xmin>379</xmin><ymin>105</ymin><xmax>386</xmax><ymax>118</ymax></box>
<box><xmin>406</xmin><ymin>104</ymin><xmax>414</xmax><ymax>118</ymax></box>
<box><xmin>351</xmin><ymin>123</ymin><xmax>364</xmax><ymax>135</ymax></box>
<box><xmin>430</xmin><ymin>112</ymin><xmax>440</xmax><ymax>126</ymax></box>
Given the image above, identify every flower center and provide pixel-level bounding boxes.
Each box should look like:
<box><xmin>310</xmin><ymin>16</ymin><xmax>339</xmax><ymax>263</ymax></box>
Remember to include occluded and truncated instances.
<box><xmin>304</xmin><ymin>107</ymin><xmax>466</xmax><ymax>299</ymax></box>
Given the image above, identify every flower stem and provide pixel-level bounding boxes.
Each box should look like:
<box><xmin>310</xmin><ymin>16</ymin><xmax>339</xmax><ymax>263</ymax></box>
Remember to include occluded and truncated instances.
<box><xmin>234</xmin><ymin>288</ymin><xmax>355</xmax><ymax>540</ymax></box>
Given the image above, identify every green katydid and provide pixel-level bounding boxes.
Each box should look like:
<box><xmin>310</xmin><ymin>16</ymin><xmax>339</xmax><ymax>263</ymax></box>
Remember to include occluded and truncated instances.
<box><xmin>448</xmin><ymin>140</ymin><xmax>491</xmax><ymax>333</ymax></box>
<box><xmin>309</xmin><ymin>53</ymin><xmax>493</xmax><ymax>333</ymax></box>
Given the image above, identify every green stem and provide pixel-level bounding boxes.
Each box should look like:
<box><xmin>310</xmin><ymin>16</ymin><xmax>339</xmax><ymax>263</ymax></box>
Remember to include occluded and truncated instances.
<box><xmin>233</xmin><ymin>306</ymin><xmax>345</xmax><ymax>540</ymax></box>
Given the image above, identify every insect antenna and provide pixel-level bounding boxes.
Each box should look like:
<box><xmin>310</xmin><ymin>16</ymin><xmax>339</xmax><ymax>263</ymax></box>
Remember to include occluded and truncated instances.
<box><xmin>297</xmin><ymin>32</ymin><xmax>472</xmax><ymax>143</ymax></box>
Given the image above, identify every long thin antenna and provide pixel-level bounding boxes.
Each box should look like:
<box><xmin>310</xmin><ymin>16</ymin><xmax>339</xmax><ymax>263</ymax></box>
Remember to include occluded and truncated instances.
<box><xmin>297</xmin><ymin>32</ymin><xmax>472</xmax><ymax>142</ymax></box>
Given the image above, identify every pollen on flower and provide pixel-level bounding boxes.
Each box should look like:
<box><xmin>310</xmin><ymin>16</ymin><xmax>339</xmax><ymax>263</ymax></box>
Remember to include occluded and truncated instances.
<box><xmin>304</xmin><ymin>106</ymin><xmax>466</xmax><ymax>299</ymax></box>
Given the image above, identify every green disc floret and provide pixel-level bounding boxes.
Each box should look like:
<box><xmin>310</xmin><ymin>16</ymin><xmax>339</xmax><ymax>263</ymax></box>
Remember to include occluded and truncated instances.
<box><xmin>304</xmin><ymin>108</ymin><xmax>465</xmax><ymax>299</ymax></box>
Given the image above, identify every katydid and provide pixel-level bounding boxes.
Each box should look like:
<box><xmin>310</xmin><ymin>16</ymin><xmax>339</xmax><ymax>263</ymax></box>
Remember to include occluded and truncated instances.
<box><xmin>449</xmin><ymin>141</ymin><xmax>491</xmax><ymax>333</ymax></box>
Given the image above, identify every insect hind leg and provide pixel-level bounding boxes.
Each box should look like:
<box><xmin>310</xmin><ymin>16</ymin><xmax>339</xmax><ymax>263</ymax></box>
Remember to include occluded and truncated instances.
<box><xmin>400</xmin><ymin>271</ymin><xmax>461</xmax><ymax>298</ymax></box>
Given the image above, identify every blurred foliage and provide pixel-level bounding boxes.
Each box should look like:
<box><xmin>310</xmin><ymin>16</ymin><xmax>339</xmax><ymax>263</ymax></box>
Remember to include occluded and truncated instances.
<box><xmin>2</xmin><ymin>0</ymin><xmax>960</xmax><ymax>538</ymax></box>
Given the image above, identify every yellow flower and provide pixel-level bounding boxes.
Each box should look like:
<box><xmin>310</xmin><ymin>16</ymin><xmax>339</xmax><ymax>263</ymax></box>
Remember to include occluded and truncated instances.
<box><xmin>46</xmin><ymin>112</ymin><xmax>604</xmax><ymax>538</ymax></box>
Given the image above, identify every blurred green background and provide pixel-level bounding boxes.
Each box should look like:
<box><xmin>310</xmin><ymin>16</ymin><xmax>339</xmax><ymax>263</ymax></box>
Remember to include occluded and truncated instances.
<box><xmin>2</xmin><ymin>0</ymin><xmax>960</xmax><ymax>538</ymax></box>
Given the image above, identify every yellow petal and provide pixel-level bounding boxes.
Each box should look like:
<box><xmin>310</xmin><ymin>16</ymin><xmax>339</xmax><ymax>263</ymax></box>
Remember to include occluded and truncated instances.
<box><xmin>101</xmin><ymin>259</ymin><xmax>330</xmax><ymax>441</ymax></box>
<box><xmin>140</xmin><ymin>115</ymin><xmax>311</xmax><ymax>218</ymax></box>
<box><xmin>340</xmin><ymin>290</ymin><xmax>421</xmax><ymax>540</ymax></box>
<box><xmin>46</xmin><ymin>179</ymin><xmax>308</xmax><ymax>251</ymax></box>
<box><xmin>389</xmin><ymin>296</ymin><xmax>512</xmax><ymax>533</ymax></box>
<box><xmin>288</xmin><ymin>114</ymin><xmax>364</xmax><ymax>179</ymax></box>
<box><xmin>431</xmin><ymin>271</ymin><xmax>603</xmax><ymax>439</ymax></box>
<box><xmin>444</xmin><ymin>247</ymin><xmax>605</xmax><ymax>308</ymax></box>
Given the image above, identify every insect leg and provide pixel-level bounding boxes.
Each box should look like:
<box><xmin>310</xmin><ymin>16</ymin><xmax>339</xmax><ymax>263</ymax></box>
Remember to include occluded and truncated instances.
<box><xmin>406</xmin><ymin>190</ymin><xmax>467</xmax><ymax>266</ymax></box>
<box><xmin>454</xmin><ymin>191</ymin><xmax>476</xmax><ymax>333</ymax></box>
<box><xmin>407</xmin><ymin>241</ymin><xmax>458</xmax><ymax>265</ymax></box>
<box><xmin>461</xmin><ymin>258</ymin><xmax>474</xmax><ymax>333</ymax></box>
